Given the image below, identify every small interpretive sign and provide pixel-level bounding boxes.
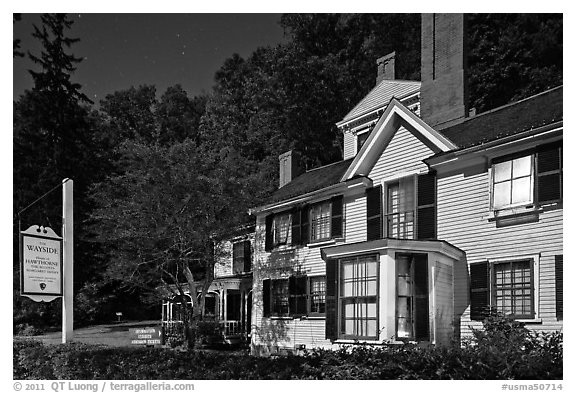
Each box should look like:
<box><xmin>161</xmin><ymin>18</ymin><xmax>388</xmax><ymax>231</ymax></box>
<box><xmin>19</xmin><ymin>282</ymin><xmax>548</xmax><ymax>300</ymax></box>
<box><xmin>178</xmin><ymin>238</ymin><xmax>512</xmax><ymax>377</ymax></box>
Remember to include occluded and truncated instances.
<box><xmin>20</xmin><ymin>226</ymin><xmax>63</xmax><ymax>297</ymax></box>
<box><xmin>129</xmin><ymin>327</ymin><xmax>162</xmax><ymax>346</ymax></box>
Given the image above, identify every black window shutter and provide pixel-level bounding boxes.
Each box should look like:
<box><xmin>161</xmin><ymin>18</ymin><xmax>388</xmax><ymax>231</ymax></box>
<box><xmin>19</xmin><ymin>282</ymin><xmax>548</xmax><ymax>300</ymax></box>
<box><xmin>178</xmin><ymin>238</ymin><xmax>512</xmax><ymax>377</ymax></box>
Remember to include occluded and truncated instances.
<box><xmin>331</xmin><ymin>195</ymin><xmax>343</xmax><ymax>238</ymax></box>
<box><xmin>263</xmin><ymin>279</ymin><xmax>271</xmax><ymax>317</ymax></box>
<box><xmin>366</xmin><ymin>186</ymin><xmax>382</xmax><ymax>241</ymax></box>
<box><xmin>243</xmin><ymin>240</ymin><xmax>252</xmax><ymax>272</ymax></box>
<box><xmin>414</xmin><ymin>254</ymin><xmax>429</xmax><ymax>341</ymax></box>
<box><xmin>470</xmin><ymin>262</ymin><xmax>490</xmax><ymax>321</ymax></box>
<box><xmin>265</xmin><ymin>214</ymin><xmax>274</xmax><ymax>252</ymax></box>
<box><xmin>300</xmin><ymin>205</ymin><xmax>309</xmax><ymax>245</ymax></box>
<box><xmin>417</xmin><ymin>173</ymin><xmax>436</xmax><ymax>240</ymax></box>
<box><xmin>325</xmin><ymin>259</ymin><xmax>338</xmax><ymax>341</ymax></box>
<box><xmin>291</xmin><ymin>208</ymin><xmax>301</xmax><ymax>245</ymax></box>
<box><xmin>289</xmin><ymin>275</ymin><xmax>308</xmax><ymax>316</ymax></box>
<box><xmin>555</xmin><ymin>255</ymin><xmax>563</xmax><ymax>320</ymax></box>
<box><xmin>537</xmin><ymin>144</ymin><xmax>562</xmax><ymax>205</ymax></box>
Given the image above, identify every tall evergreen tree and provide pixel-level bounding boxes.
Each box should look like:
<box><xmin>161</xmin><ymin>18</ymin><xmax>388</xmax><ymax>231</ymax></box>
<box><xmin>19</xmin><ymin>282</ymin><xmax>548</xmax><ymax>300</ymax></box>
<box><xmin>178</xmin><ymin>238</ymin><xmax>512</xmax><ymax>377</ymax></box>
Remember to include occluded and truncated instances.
<box><xmin>13</xmin><ymin>13</ymin><xmax>100</xmax><ymax>330</ymax></box>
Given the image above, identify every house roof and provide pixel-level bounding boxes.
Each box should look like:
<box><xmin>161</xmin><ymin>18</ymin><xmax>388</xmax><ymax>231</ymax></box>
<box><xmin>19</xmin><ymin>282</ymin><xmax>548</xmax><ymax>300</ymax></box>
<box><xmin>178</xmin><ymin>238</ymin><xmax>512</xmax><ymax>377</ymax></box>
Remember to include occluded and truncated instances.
<box><xmin>338</xmin><ymin>80</ymin><xmax>421</xmax><ymax>125</ymax></box>
<box><xmin>439</xmin><ymin>86</ymin><xmax>563</xmax><ymax>149</ymax></box>
<box><xmin>267</xmin><ymin>158</ymin><xmax>354</xmax><ymax>204</ymax></box>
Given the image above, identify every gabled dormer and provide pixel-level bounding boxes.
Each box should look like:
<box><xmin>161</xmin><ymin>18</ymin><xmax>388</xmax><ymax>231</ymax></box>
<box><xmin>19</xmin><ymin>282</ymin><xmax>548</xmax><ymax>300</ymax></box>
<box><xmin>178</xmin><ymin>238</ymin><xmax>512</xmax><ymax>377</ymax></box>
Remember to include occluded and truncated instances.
<box><xmin>337</xmin><ymin>52</ymin><xmax>421</xmax><ymax>160</ymax></box>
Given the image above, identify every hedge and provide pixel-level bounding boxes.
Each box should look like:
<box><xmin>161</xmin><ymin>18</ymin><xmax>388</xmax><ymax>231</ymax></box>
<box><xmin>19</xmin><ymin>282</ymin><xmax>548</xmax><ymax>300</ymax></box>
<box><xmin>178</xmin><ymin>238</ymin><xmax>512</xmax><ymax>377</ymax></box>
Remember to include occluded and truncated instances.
<box><xmin>14</xmin><ymin>333</ymin><xmax>562</xmax><ymax>380</ymax></box>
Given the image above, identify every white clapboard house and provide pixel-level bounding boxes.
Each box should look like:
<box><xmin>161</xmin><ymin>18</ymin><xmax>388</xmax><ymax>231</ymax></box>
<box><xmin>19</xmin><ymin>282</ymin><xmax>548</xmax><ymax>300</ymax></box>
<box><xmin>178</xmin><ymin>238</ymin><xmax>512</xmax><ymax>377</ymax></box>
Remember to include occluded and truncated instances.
<box><xmin>247</xmin><ymin>14</ymin><xmax>562</xmax><ymax>355</ymax></box>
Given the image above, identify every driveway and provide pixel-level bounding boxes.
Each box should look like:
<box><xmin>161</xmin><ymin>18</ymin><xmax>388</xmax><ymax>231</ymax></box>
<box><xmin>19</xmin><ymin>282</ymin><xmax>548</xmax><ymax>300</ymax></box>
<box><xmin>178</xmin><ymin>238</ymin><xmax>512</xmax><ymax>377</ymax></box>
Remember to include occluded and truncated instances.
<box><xmin>20</xmin><ymin>320</ymin><xmax>162</xmax><ymax>347</ymax></box>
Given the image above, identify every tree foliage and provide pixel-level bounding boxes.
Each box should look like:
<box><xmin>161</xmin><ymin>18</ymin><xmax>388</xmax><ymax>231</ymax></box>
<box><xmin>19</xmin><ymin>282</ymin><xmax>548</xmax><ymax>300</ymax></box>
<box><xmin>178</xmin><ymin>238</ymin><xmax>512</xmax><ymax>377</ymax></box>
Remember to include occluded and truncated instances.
<box><xmin>467</xmin><ymin>14</ymin><xmax>562</xmax><ymax>113</ymax></box>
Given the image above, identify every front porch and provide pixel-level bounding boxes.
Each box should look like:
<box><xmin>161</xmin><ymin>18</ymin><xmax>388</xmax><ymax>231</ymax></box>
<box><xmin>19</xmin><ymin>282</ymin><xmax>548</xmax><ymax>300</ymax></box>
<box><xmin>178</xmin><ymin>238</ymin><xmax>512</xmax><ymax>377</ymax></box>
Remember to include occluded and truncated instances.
<box><xmin>161</xmin><ymin>275</ymin><xmax>253</xmax><ymax>346</ymax></box>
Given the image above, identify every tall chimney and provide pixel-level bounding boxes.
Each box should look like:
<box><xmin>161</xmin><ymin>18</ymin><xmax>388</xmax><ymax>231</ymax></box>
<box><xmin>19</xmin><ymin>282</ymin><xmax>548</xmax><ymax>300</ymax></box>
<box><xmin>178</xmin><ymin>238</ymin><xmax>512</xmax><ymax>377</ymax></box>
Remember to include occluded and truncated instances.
<box><xmin>279</xmin><ymin>150</ymin><xmax>303</xmax><ymax>188</ymax></box>
<box><xmin>376</xmin><ymin>52</ymin><xmax>396</xmax><ymax>85</ymax></box>
<box><xmin>420</xmin><ymin>14</ymin><xmax>468</xmax><ymax>129</ymax></box>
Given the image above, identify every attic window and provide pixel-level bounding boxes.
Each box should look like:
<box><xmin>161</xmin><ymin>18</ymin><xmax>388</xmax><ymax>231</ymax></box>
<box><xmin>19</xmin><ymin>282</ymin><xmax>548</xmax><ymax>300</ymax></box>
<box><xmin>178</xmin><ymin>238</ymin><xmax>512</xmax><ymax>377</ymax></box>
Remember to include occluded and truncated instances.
<box><xmin>357</xmin><ymin>130</ymin><xmax>371</xmax><ymax>153</ymax></box>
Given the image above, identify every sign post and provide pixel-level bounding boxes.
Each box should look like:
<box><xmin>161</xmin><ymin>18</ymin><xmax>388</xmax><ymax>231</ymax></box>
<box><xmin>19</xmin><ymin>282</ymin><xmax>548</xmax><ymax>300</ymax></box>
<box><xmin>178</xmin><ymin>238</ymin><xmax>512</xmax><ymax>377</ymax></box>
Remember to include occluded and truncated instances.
<box><xmin>62</xmin><ymin>178</ymin><xmax>73</xmax><ymax>343</ymax></box>
<box><xmin>18</xmin><ymin>178</ymin><xmax>74</xmax><ymax>343</ymax></box>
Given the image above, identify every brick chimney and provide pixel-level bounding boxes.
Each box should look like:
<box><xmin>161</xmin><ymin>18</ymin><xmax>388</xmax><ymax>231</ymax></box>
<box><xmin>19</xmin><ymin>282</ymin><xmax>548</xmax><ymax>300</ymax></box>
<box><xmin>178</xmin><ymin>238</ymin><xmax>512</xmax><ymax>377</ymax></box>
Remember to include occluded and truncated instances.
<box><xmin>376</xmin><ymin>52</ymin><xmax>396</xmax><ymax>85</ymax></box>
<box><xmin>420</xmin><ymin>14</ymin><xmax>468</xmax><ymax>129</ymax></box>
<box><xmin>279</xmin><ymin>150</ymin><xmax>303</xmax><ymax>188</ymax></box>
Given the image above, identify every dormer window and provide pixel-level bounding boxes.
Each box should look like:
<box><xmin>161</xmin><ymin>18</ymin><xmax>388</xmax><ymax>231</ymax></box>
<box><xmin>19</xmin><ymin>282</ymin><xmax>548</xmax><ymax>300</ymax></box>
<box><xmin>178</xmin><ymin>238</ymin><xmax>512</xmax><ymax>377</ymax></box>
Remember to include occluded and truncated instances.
<box><xmin>356</xmin><ymin>130</ymin><xmax>371</xmax><ymax>153</ymax></box>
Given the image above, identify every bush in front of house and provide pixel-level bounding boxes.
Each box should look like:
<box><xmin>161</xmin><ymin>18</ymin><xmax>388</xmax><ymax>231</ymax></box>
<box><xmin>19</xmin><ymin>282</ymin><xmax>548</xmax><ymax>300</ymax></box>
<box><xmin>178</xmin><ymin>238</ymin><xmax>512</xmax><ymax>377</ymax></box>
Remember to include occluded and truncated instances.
<box><xmin>14</xmin><ymin>314</ymin><xmax>562</xmax><ymax>380</ymax></box>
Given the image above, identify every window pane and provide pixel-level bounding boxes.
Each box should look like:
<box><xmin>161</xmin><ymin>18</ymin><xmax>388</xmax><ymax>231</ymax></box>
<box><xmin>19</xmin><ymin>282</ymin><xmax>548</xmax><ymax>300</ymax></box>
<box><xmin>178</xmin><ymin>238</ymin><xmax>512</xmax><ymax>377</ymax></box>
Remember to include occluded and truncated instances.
<box><xmin>493</xmin><ymin>181</ymin><xmax>511</xmax><ymax>208</ymax></box>
<box><xmin>494</xmin><ymin>161</ymin><xmax>512</xmax><ymax>182</ymax></box>
<box><xmin>511</xmin><ymin>177</ymin><xmax>532</xmax><ymax>204</ymax></box>
<box><xmin>366</xmin><ymin>279</ymin><xmax>378</xmax><ymax>296</ymax></box>
<box><xmin>367</xmin><ymin>320</ymin><xmax>377</xmax><ymax>337</ymax></box>
<box><xmin>513</xmin><ymin>156</ymin><xmax>531</xmax><ymax>178</ymax></box>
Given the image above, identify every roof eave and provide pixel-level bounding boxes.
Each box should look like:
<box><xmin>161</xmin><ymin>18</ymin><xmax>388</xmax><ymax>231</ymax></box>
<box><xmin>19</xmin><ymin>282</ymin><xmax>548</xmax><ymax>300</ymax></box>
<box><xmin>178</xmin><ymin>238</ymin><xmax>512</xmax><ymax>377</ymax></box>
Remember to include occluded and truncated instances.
<box><xmin>426</xmin><ymin>121</ymin><xmax>563</xmax><ymax>169</ymax></box>
<box><xmin>248</xmin><ymin>176</ymin><xmax>372</xmax><ymax>215</ymax></box>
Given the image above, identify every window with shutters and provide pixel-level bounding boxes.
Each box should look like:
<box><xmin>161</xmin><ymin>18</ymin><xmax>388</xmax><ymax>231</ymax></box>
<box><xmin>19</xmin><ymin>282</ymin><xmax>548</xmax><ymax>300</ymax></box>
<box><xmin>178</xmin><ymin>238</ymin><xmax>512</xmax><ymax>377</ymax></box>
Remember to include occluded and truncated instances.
<box><xmin>310</xmin><ymin>276</ymin><xmax>326</xmax><ymax>315</ymax></box>
<box><xmin>232</xmin><ymin>240</ymin><xmax>251</xmax><ymax>274</ymax></box>
<box><xmin>386</xmin><ymin>177</ymin><xmax>415</xmax><ymax>239</ymax></box>
<box><xmin>492</xmin><ymin>260</ymin><xmax>534</xmax><ymax>319</ymax></box>
<box><xmin>271</xmin><ymin>279</ymin><xmax>289</xmax><ymax>316</ymax></box>
<box><xmin>272</xmin><ymin>213</ymin><xmax>292</xmax><ymax>247</ymax></box>
<box><xmin>265</xmin><ymin>196</ymin><xmax>343</xmax><ymax>250</ymax></box>
<box><xmin>263</xmin><ymin>275</ymin><xmax>326</xmax><ymax>318</ymax></box>
<box><xmin>469</xmin><ymin>257</ymin><xmax>538</xmax><ymax>321</ymax></box>
<box><xmin>492</xmin><ymin>155</ymin><xmax>534</xmax><ymax>209</ymax></box>
<box><xmin>339</xmin><ymin>255</ymin><xmax>379</xmax><ymax>339</ymax></box>
<box><xmin>310</xmin><ymin>202</ymin><xmax>331</xmax><ymax>242</ymax></box>
<box><xmin>396</xmin><ymin>254</ymin><xmax>429</xmax><ymax>341</ymax></box>
<box><xmin>490</xmin><ymin>143</ymin><xmax>562</xmax><ymax>212</ymax></box>
<box><xmin>382</xmin><ymin>173</ymin><xmax>436</xmax><ymax>240</ymax></box>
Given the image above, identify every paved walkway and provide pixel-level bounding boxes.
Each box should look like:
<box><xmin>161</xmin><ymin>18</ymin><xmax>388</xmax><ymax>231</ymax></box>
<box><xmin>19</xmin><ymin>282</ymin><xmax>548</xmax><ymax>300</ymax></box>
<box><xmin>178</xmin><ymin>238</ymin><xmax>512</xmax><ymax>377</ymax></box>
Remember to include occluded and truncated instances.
<box><xmin>19</xmin><ymin>320</ymin><xmax>162</xmax><ymax>347</ymax></box>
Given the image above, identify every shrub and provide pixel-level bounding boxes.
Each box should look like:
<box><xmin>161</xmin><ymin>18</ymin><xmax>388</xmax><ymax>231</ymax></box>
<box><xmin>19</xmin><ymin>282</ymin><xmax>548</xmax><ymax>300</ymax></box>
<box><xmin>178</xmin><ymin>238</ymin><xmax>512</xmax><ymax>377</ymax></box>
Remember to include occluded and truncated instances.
<box><xmin>14</xmin><ymin>322</ymin><xmax>562</xmax><ymax>380</ymax></box>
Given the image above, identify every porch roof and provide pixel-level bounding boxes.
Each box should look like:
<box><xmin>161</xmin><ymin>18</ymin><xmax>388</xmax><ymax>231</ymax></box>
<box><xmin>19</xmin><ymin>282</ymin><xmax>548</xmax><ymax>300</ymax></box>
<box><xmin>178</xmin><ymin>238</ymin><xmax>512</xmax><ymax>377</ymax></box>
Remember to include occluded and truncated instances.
<box><xmin>320</xmin><ymin>238</ymin><xmax>465</xmax><ymax>262</ymax></box>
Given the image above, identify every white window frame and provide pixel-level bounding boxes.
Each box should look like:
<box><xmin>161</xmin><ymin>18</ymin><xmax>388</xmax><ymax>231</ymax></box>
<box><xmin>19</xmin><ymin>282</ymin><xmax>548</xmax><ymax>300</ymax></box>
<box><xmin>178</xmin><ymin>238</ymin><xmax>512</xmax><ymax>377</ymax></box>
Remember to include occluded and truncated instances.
<box><xmin>384</xmin><ymin>175</ymin><xmax>416</xmax><ymax>239</ymax></box>
<box><xmin>272</xmin><ymin>213</ymin><xmax>292</xmax><ymax>247</ymax></box>
<box><xmin>309</xmin><ymin>201</ymin><xmax>332</xmax><ymax>242</ymax></box>
<box><xmin>338</xmin><ymin>254</ymin><xmax>380</xmax><ymax>340</ymax></box>
<box><xmin>490</xmin><ymin>154</ymin><xmax>535</xmax><ymax>211</ymax></box>
<box><xmin>488</xmin><ymin>254</ymin><xmax>540</xmax><ymax>322</ymax></box>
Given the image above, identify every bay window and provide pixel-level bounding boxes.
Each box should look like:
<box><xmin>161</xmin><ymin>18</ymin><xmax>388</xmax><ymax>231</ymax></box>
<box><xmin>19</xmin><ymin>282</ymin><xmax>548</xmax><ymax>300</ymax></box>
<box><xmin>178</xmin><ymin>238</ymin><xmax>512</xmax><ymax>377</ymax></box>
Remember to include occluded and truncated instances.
<box><xmin>339</xmin><ymin>255</ymin><xmax>378</xmax><ymax>339</ymax></box>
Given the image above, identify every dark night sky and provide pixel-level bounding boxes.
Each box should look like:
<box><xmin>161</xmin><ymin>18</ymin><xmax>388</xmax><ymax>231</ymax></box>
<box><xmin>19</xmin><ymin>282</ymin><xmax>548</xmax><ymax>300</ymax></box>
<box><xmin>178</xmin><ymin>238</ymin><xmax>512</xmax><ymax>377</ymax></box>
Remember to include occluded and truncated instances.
<box><xmin>13</xmin><ymin>13</ymin><xmax>287</xmax><ymax>103</ymax></box>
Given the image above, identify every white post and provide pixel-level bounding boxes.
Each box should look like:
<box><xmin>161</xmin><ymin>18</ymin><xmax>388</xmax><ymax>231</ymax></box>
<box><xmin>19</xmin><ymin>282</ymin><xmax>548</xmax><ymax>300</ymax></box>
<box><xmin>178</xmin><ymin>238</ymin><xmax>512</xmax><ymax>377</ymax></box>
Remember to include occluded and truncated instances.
<box><xmin>62</xmin><ymin>179</ymin><xmax>74</xmax><ymax>343</ymax></box>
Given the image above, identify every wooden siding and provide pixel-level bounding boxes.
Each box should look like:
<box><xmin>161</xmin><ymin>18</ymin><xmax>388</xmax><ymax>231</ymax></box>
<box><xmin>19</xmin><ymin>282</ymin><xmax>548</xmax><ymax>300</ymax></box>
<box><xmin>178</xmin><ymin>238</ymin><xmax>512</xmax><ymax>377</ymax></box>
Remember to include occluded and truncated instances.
<box><xmin>368</xmin><ymin>126</ymin><xmax>433</xmax><ymax>183</ymax></box>
<box><xmin>344</xmin><ymin>193</ymin><xmax>366</xmax><ymax>243</ymax></box>
<box><xmin>437</xmin><ymin>168</ymin><xmax>563</xmax><ymax>336</ymax></box>
<box><xmin>251</xmin><ymin>214</ymin><xmax>334</xmax><ymax>351</ymax></box>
